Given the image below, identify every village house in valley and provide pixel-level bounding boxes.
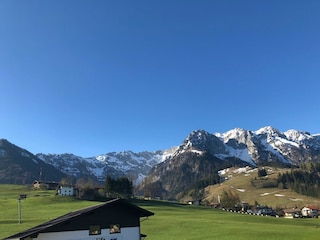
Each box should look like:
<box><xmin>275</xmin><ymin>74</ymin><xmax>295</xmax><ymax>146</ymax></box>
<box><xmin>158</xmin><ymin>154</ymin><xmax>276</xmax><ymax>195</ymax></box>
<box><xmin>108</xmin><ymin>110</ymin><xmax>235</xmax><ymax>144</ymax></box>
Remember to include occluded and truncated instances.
<box><xmin>33</xmin><ymin>180</ymin><xmax>59</xmax><ymax>190</ymax></box>
<box><xmin>283</xmin><ymin>208</ymin><xmax>301</xmax><ymax>219</ymax></box>
<box><xmin>301</xmin><ymin>205</ymin><xmax>318</xmax><ymax>218</ymax></box>
<box><xmin>57</xmin><ymin>186</ymin><xmax>75</xmax><ymax>196</ymax></box>
<box><xmin>5</xmin><ymin>198</ymin><xmax>154</xmax><ymax>240</ymax></box>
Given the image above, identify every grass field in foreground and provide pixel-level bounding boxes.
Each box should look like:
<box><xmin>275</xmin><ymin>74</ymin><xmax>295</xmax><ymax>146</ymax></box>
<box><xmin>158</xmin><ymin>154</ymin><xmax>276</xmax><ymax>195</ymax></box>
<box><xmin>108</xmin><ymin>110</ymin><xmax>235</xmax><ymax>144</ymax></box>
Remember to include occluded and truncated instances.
<box><xmin>138</xmin><ymin>200</ymin><xmax>320</xmax><ymax>240</ymax></box>
<box><xmin>1</xmin><ymin>185</ymin><xmax>320</xmax><ymax>240</ymax></box>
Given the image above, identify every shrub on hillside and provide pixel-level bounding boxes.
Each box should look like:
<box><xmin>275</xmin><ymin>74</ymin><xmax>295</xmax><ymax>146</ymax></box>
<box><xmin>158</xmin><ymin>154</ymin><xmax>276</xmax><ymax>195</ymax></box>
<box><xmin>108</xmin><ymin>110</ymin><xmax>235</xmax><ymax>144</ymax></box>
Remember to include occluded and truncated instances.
<box><xmin>220</xmin><ymin>190</ymin><xmax>240</xmax><ymax>210</ymax></box>
<box><xmin>251</xmin><ymin>178</ymin><xmax>277</xmax><ymax>188</ymax></box>
<box><xmin>258</xmin><ymin>168</ymin><xmax>267</xmax><ymax>177</ymax></box>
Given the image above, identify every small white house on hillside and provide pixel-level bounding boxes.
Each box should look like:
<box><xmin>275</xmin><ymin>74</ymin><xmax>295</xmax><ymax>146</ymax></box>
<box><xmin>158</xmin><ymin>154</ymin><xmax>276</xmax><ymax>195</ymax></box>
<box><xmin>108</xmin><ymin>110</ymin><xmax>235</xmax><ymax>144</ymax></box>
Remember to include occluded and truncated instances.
<box><xmin>5</xmin><ymin>198</ymin><xmax>154</xmax><ymax>240</ymax></box>
<box><xmin>57</xmin><ymin>186</ymin><xmax>75</xmax><ymax>196</ymax></box>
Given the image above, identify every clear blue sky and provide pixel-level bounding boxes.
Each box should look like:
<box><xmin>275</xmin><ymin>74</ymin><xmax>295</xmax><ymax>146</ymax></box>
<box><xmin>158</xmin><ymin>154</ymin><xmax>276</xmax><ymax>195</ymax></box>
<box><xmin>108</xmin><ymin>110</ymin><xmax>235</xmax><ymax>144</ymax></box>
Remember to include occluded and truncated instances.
<box><xmin>1</xmin><ymin>1</ymin><xmax>319</xmax><ymax>157</ymax></box>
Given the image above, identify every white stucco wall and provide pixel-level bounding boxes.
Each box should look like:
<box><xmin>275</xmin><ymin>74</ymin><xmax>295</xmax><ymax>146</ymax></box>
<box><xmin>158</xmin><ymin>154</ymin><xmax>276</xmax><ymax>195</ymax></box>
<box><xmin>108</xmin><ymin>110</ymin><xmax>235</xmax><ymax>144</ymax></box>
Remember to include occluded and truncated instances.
<box><xmin>29</xmin><ymin>227</ymin><xmax>140</xmax><ymax>240</ymax></box>
<box><xmin>58</xmin><ymin>186</ymin><xmax>74</xmax><ymax>196</ymax></box>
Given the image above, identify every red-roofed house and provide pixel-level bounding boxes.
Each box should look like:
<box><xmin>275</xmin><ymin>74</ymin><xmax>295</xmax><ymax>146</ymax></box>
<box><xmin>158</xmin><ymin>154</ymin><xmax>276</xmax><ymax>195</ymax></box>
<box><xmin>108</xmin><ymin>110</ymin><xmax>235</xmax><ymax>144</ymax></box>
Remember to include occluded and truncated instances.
<box><xmin>301</xmin><ymin>206</ymin><xmax>318</xmax><ymax>218</ymax></box>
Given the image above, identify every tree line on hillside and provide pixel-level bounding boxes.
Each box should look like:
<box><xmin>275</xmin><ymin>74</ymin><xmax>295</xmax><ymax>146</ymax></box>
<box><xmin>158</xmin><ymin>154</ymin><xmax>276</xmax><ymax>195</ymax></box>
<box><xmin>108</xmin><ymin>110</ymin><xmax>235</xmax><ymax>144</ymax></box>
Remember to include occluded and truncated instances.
<box><xmin>105</xmin><ymin>176</ymin><xmax>133</xmax><ymax>198</ymax></box>
<box><xmin>277</xmin><ymin>163</ymin><xmax>320</xmax><ymax>198</ymax></box>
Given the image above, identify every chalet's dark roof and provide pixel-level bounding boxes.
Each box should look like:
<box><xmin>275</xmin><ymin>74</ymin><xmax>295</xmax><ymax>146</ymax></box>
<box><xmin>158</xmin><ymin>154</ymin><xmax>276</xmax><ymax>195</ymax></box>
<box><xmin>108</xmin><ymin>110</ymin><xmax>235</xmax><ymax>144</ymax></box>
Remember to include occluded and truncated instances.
<box><xmin>5</xmin><ymin>198</ymin><xmax>154</xmax><ymax>240</ymax></box>
<box><xmin>33</xmin><ymin>180</ymin><xmax>59</xmax><ymax>185</ymax></box>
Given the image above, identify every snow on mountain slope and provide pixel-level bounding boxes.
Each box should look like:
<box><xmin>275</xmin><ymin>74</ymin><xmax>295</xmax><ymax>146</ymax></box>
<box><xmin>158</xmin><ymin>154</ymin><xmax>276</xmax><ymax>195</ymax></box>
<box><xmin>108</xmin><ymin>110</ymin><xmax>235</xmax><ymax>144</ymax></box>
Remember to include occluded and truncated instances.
<box><xmin>225</xmin><ymin>145</ymin><xmax>256</xmax><ymax>166</ymax></box>
<box><xmin>172</xmin><ymin>127</ymin><xmax>314</xmax><ymax>166</ymax></box>
<box><xmin>211</xmin><ymin>126</ymin><xmax>319</xmax><ymax>165</ymax></box>
<box><xmin>254</xmin><ymin>126</ymin><xmax>320</xmax><ymax>164</ymax></box>
<box><xmin>37</xmin><ymin>153</ymin><xmax>106</xmax><ymax>180</ymax></box>
<box><xmin>37</xmin><ymin>147</ymin><xmax>177</xmax><ymax>185</ymax></box>
<box><xmin>285</xmin><ymin>129</ymin><xmax>320</xmax><ymax>150</ymax></box>
<box><xmin>214</xmin><ymin>128</ymin><xmax>257</xmax><ymax>165</ymax></box>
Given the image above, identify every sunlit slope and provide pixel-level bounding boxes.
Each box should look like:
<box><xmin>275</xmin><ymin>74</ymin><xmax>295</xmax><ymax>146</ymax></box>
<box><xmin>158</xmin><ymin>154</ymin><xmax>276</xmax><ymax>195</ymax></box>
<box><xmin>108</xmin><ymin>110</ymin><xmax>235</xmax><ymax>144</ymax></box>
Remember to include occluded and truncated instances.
<box><xmin>204</xmin><ymin>167</ymin><xmax>320</xmax><ymax>208</ymax></box>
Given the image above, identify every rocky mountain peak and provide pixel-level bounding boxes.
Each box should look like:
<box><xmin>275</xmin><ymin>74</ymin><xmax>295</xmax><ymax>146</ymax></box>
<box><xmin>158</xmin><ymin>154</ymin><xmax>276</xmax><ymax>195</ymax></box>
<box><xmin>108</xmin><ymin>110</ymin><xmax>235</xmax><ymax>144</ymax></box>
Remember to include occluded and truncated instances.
<box><xmin>174</xmin><ymin>130</ymin><xmax>227</xmax><ymax>156</ymax></box>
<box><xmin>255</xmin><ymin>126</ymin><xmax>284</xmax><ymax>138</ymax></box>
<box><xmin>284</xmin><ymin>129</ymin><xmax>311</xmax><ymax>142</ymax></box>
<box><xmin>215</xmin><ymin>128</ymin><xmax>253</xmax><ymax>145</ymax></box>
<box><xmin>185</xmin><ymin>130</ymin><xmax>211</xmax><ymax>146</ymax></box>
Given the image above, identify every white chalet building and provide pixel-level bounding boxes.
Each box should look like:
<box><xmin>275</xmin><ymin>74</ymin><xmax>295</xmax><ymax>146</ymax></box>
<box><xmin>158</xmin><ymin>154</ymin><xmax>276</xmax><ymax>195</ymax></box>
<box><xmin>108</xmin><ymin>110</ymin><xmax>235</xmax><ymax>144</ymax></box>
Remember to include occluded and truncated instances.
<box><xmin>57</xmin><ymin>186</ymin><xmax>75</xmax><ymax>196</ymax></box>
<box><xmin>5</xmin><ymin>198</ymin><xmax>154</xmax><ymax>240</ymax></box>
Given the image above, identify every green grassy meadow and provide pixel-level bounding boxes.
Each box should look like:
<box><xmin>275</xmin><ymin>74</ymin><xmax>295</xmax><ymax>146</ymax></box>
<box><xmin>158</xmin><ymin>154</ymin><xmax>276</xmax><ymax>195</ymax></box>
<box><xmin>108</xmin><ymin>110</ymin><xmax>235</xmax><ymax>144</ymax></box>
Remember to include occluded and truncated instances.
<box><xmin>1</xmin><ymin>185</ymin><xmax>320</xmax><ymax>240</ymax></box>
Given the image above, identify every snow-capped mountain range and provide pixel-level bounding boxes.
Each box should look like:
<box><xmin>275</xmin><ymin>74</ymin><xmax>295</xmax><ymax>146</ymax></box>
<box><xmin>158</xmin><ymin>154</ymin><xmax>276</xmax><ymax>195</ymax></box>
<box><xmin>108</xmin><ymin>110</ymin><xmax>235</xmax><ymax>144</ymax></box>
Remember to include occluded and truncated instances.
<box><xmin>37</xmin><ymin>126</ymin><xmax>320</xmax><ymax>185</ymax></box>
<box><xmin>174</xmin><ymin>126</ymin><xmax>320</xmax><ymax>166</ymax></box>
<box><xmin>37</xmin><ymin>148</ymin><xmax>177</xmax><ymax>185</ymax></box>
<box><xmin>1</xmin><ymin>126</ymin><xmax>320</xmax><ymax>186</ymax></box>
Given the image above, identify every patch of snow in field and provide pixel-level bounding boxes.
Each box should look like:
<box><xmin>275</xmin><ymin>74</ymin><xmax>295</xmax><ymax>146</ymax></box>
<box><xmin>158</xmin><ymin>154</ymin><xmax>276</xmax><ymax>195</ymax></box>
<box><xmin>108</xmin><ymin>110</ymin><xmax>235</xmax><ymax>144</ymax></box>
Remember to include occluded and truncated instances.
<box><xmin>218</xmin><ymin>168</ymin><xmax>230</xmax><ymax>176</ymax></box>
<box><xmin>247</xmin><ymin>168</ymin><xmax>258</xmax><ymax>173</ymax></box>
<box><xmin>218</xmin><ymin>166</ymin><xmax>253</xmax><ymax>177</ymax></box>
<box><xmin>274</xmin><ymin>194</ymin><xmax>284</xmax><ymax>197</ymax></box>
<box><xmin>289</xmin><ymin>198</ymin><xmax>303</xmax><ymax>201</ymax></box>
<box><xmin>260</xmin><ymin>193</ymin><xmax>270</xmax><ymax>196</ymax></box>
<box><xmin>233</xmin><ymin>166</ymin><xmax>251</xmax><ymax>174</ymax></box>
<box><xmin>237</xmin><ymin>189</ymin><xmax>246</xmax><ymax>192</ymax></box>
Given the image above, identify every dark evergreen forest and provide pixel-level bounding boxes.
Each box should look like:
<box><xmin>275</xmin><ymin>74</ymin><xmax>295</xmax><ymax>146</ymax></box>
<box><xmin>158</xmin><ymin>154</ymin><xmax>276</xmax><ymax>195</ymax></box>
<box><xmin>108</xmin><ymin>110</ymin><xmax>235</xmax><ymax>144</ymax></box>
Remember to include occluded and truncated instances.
<box><xmin>104</xmin><ymin>176</ymin><xmax>133</xmax><ymax>198</ymax></box>
<box><xmin>277</xmin><ymin>163</ymin><xmax>320</xmax><ymax>197</ymax></box>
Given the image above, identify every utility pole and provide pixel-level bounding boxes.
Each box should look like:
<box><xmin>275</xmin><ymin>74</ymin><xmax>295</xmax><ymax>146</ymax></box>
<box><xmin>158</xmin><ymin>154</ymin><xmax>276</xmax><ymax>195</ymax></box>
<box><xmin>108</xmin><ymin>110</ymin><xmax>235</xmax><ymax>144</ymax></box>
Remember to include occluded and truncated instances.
<box><xmin>18</xmin><ymin>194</ymin><xmax>27</xmax><ymax>224</ymax></box>
<box><xmin>39</xmin><ymin>167</ymin><xmax>42</xmax><ymax>181</ymax></box>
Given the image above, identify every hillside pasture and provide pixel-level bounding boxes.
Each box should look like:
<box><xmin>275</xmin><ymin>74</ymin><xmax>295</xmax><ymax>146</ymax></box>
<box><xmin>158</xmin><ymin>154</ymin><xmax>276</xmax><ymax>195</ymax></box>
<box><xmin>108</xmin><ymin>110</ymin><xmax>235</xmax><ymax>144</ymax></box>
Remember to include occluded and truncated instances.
<box><xmin>0</xmin><ymin>185</ymin><xmax>320</xmax><ymax>240</ymax></box>
<box><xmin>204</xmin><ymin>167</ymin><xmax>320</xmax><ymax>209</ymax></box>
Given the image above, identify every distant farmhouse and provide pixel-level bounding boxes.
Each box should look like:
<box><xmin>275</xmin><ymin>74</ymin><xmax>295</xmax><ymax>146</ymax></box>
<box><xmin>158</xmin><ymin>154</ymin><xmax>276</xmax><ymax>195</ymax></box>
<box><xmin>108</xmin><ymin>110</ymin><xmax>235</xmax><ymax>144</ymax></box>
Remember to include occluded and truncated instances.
<box><xmin>301</xmin><ymin>206</ymin><xmax>318</xmax><ymax>218</ymax></box>
<box><xmin>57</xmin><ymin>186</ymin><xmax>75</xmax><ymax>196</ymax></box>
<box><xmin>34</xmin><ymin>180</ymin><xmax>77</xmax><ymax>197</ymax></box>
<box><xmin>5</xmin><ymin>198</ymin><xmax>154</xmax><ymax>240</ymax></box>
<box><xmin>283</xmin><ymin>208</ymin><xmax>301</xmax><ymax>219</ymax></box>
<box><xmin>33</xmin><ymin>180</ymin><xmax>59</xmax><ymax>190</ymax></box>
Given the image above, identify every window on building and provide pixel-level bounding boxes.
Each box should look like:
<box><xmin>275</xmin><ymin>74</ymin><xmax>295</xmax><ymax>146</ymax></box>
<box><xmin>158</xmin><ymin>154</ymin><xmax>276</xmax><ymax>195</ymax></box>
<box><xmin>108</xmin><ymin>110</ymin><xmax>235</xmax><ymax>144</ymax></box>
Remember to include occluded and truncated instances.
<box><xmin>110</xmin><ymin>224</ymin><xmax>121</xmax><ymax>234</ymax></box>
<box><xmin>89</xmin><ymin>225</ymin><xmax>101</xmax><ymax>235</ymax></box>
